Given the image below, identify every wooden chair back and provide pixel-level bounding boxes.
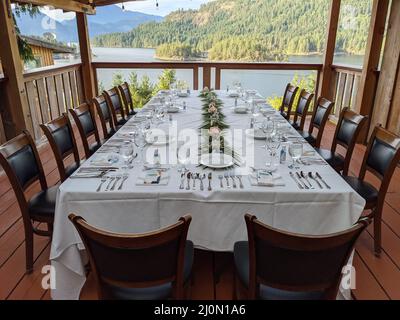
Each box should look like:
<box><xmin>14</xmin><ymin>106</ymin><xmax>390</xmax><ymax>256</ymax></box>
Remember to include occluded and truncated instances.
<box><xmin>280</xmin><ymin>84</ymin><xmax>299</xmax><ymax>119</ymax></box>
<box><xmin>244</xmin><ymin>214</ymin><xmax>370</xmax><ymax>300</ymax></box>
<box><xmin>331</xmin><ymin>108</ymin><xmax>368</xmax><ymax>175</ymax></box>
<box><xmin>93</xmin><ymin>94</ymin><xmax>116</xmax><ymax>139</ymax></box>
<box><xmin>292</xmin><ymin>89</ymin><xmax>314</xmax><ymax>130</ymax></box>
<box><xmin>308</xmin><ymin>97</ymin><xmax>335</xmax><ymax>148</ymax></box>
<box><xmin>359</xmin><ymin>126</ymin><xmax>400</xmax><ymax>207</ymax></box>
<box><xmin>68</xmin><ymin>214</ymin><xmax>192</xmax><ymax>300</ymax></box>
<box><xmin>118</xmin><ymin>82</ymin><xmax>136</xmax><ymax>116</ymax></box>
<box><xmin>69</xmin><ymin>102</ymin><xmax>101</xmax><ymax>159</ymax></box>
<box><xmin>104</xmin><ymin>87</ymin><xmax>126</xmax><ymax>127</ymax></box>
<box><xmin>0</xmin><ymin>130</ymin><xmax>47</xmax><ymax>220</ymax></box>
<box><xmin>40</xmin><ymin>114</ymin><xmax>80</xmax><ymax>182</ymax></box>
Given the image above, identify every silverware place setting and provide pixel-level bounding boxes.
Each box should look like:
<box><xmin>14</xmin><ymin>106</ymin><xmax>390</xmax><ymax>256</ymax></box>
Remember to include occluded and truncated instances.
<box><xmin>289</xmin><ymin>171</ymin><xmax>331</xmax><ymax>190</ymax></box>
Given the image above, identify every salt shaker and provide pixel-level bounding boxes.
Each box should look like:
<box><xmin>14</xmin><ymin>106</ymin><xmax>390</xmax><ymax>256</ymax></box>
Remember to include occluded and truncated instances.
<box><xmin>280</xmin><ymin>145</ymin><xmax>287</xmax><ymax>164</ymax></box>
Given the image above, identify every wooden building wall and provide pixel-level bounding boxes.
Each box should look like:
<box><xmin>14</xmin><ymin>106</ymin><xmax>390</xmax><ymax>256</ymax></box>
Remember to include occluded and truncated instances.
<box><xmin>30</xmin><ymin>45</ymin><xmax>54</xmax><ymax>67</ymax></box>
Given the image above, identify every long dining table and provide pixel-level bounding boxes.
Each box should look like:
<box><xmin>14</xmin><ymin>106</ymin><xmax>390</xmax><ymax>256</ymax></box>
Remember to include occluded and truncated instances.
<box><xmin>50</xmin><ymin>90</ymin><xmax>365</xmax><ymax>300</ymax></box>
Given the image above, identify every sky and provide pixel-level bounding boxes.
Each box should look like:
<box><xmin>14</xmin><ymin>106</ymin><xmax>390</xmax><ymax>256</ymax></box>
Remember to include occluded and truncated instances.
<box><xmin>39</xmin><ymin>0</ymin><xmax>212</xmax><ymax>21</ymax></box>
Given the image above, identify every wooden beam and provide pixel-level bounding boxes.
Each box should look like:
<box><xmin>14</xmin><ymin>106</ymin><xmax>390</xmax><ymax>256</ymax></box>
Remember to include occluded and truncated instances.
<box><xmin>13</xmin><ymin>0</ymin><xmax>95</xmax><ymax>14</ymax></box>
<box><xmin>76</xmin><ymin>12</ymin><xmax>96</xmax><ymax>102</ymax></box>
<box><xmin>387</xmin><ymin>60</ymin><xmax>400</xmax><ymax>136</ymax></box>
<box><xmin>318</xmin><ymin>0</ymin><xmax>341</xmax><ymax>101</ymax></box>
<box><xmin>356</xmin><ymin>0</ymin><xmax>390</xmax><ymax>140</ymax></box>
<box><xmin>369</xmin><ymin>0</ymin><xmax>399</xmax><ymax>136</ymax></box>
<box><xmin>0</xmin><ymin>0</ymin><xmax>33</xmax><ymax>139</ymax></box>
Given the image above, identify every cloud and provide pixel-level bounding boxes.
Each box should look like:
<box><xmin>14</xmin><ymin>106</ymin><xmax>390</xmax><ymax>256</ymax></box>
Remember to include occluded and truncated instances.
<box><xmin>119</xmin><ymin>0</ymin><xmax>212</xmax><ymax>17</ymax></box>
<box><xmin>39</xmin><ymin>6</ymin><xmax>75</xmax><ymax>22</ymax></box>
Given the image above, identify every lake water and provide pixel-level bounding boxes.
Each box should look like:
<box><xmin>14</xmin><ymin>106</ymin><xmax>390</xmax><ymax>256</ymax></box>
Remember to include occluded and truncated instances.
<box><xmin>91</xmin><ymin>47</ymin><xmax>364</xmax><ymax>99</ymax></box>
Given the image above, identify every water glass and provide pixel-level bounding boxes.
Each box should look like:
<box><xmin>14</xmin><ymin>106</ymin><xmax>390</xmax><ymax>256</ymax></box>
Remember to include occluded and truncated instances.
<box><xmin>288</xmin><ymin>142</ymin><xmax>303</xmax><ymax>169</ymax></box>
<box><xmin>119</xmin><ymin>142</ymin><xmax>134</xmax><ymax>165</ymax></box>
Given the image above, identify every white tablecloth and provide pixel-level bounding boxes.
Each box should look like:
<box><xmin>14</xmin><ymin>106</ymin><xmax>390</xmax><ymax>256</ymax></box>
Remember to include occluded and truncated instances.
<box><xmin>50</xmin><ymin>91</ymin><xmax>365</xmax><ymax>300</ymax></box>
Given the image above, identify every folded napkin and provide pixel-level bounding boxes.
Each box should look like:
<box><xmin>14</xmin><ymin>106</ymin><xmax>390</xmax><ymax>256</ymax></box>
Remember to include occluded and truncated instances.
<box><xmin>90</xmin><ymin>154</ymin><xmax>119</xmax><ymax>166</ymax></box>
<box><xmin>136</xmin><ymin>169</ymin><xmax>169</xmax><ymax>186</ymax></box>
<box><xmin>249</xmin><ymin>172</ymin><xmax>285</xmax><ymax>187</ymax></box>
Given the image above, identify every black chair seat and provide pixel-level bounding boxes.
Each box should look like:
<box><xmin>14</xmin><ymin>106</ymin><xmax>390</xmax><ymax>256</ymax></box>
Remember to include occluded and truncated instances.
<box><xmin>289</xmin><ymin>120</ymin><xmax>300</xmax><ymax>130</ymax></box>
<box><xmin>342</xmin><ymin>176</ymin><xmax>378</xmax><ymax>206</ymax></box>
<box><xmin>104</xmin><ymin>240</ymin><xmax>194</xmax><ymax>300</ymax></box>
<box><xmin>234</xmin><ymin>242</ymin><xmax>324</xmax><ymax>300</ymax></box>
<box><xmin>315</xmin><ymin>148</ymin><xmax>345</xmax><ymax>171</ymax></box>
<box><xmin>65</xmin><ymin>161</ymin><xmax>80</xmax><ymax>178</ymax></box>
<box><xmin>299</xmin><ymin>131</ymin><xmax>316</xmax><ymax>146</ymax></box>
<box><xmin>117</xmin><ymin>118</ymin><xmax>128</xmax><ymax>126</ymax></box>
<box><xmin>28</xmin><ymin>185</ymin><xmax>58</xmax><ymax>218</ymax></box>
<box><xmin>89</xmin><ymin>140</ymin><xmax>105</xmax><ymax>156</ymax></box>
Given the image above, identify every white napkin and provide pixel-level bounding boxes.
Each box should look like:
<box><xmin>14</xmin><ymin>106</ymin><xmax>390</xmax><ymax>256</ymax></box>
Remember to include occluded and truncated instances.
<box><xmin>90</xmin><ymin>154</ymin><xmax>119</xmax><ymax>166</ymax></box>
<box><xmin>249</xmin><ymin>172</ymin><xmax>285</xmax><ymax>187</ymax></box>
<box><xmin>136</xmin><ymin>170</ymin><xmax>170</xmax><ymax>186</ymax></box>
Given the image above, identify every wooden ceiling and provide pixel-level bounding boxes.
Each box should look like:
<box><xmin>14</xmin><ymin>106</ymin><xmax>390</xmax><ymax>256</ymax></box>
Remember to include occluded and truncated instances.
<box><xmin>13</xmin><ymin>0</ymin><xmax>145</xmax><ymax>14</ymax></box>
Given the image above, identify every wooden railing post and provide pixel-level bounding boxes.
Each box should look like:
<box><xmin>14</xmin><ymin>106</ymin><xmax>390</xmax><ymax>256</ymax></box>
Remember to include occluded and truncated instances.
<box><xmin>356</xmin><ymin>0</ymin><xmax>390</xmax><ymax>140</ymax></box>
<box><xmin>203</xmin><ymin>65</ymin><xmax>211</xmax><ymax>89</ymax></box>
<box><xmin>369</xmin><ymin>0</ymin><xmax>400</xmax><ymax>137</ymax></box>
<box><xmin>0</xmin><ymin>0</ymin><xmax>33</xmax><ymax>139</ymax></box>
<box><xmin>318</xmin><ymin>0</ymin><xmax>341</xmax><ymax>101</ymax></box>
<box><xmin>76</xmin><ymin>12</ymin><xmax>96</xmax><ymax>102</ymax></box>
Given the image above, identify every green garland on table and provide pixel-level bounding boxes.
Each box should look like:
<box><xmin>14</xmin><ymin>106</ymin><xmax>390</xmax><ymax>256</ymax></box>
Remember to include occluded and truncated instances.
<box><xmin>198</xmin><ymin>88</ymin><xmax>241</xmax><ymax>165</ymax></box>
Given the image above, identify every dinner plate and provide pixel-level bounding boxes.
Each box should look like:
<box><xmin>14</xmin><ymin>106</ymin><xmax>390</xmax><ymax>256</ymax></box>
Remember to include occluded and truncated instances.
<box><xmin>199</xmin><ymin>153</ymin><xmax>234</xmax><ymax>169</ymax></box>
<box><xmin>177</xmin><ymin>92</ymin><xmax>189</xmax><ymax>97</ymax></box>
<box><xmin>245</xmin><ymin>129</ymin><xmax>267</xmax><ymax>140</ymax></box>
<box><xmin>234</xmin><ymin>106</ymin><xmax>249</xmax><ymax>114</ymax></box>
<box><xmin>167</xmin><ymin>106</ymin><xmax>180</xmax><ymax>113</ymax></box>
<box><xmin>145</xmin><ymin>134</ymin><xmax>174</xmax><ymax>146</ymax></box>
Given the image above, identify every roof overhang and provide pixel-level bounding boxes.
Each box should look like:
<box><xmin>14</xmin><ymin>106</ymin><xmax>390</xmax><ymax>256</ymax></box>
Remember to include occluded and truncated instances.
<box><xmin>12</xmin><ymin>0</ymin><xmax>145</xmax><ymax>14</ymax></box>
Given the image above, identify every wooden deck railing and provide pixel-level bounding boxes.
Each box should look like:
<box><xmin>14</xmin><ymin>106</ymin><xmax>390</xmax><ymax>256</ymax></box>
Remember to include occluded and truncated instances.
<box><xmin>91</xmin><ymin>61</ymin><xmax>323</xmax><ymax>98</ymax></box>
<box><xmin>22</xmin><ymin>63</ymin><xmax>85</xmax><ymax>140</ymax></box>
<box><xmin>15</xmin><ymin>61</ymin><xmax>372</xmax><ymax>144</ymax></box>
<box><xmin>329</xmin><ymin>64</ymin><xmax>372</xmax><ymax>119</ymax></box>
<box><xmin>0</xmin><ymin>75</ymin><xmax>7</xmax><ymax>143</ymax></box>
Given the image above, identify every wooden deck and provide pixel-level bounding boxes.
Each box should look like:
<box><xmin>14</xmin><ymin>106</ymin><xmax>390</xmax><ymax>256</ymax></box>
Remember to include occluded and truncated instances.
<box><xmin>0</xmin><ymin>122</ymin><xmax>399</xmax><ymax>300</ymax></box>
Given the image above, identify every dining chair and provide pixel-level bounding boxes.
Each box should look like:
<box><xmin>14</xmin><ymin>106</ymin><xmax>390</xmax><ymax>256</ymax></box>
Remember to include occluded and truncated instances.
<box><xmin>68</xmin><ymin>214</ymin><xmax>194</xmax><ymax>300</ymax></box>
<box><xmin>118</xmin><ymin>82</ymin><xmax>136</xmax><ymax>118</ymax></box>
<box><xmin>0</xmin><ymin>131</ymin><xmax>57</xmax><ymax>273</ymax></box>
<box><xmin>104</xmin><ymin>87</ymin><xmax>128</xmax><ymax>127</ymax></box>
<box><xmin>40</xmin><ymin>114</ymin><xmax>80</xmax><ymax>182</ymax></box>
<box><xmin>342</xmin><ymin>126</ymin><xmax>400</xmax><ymax>256</ymax></box>
<box><xmin>316</xmin><ymin>108</ymin><xmax>367</xmax><ymax>175</ymax></box>
<box><xmin>93</xmin><ymin>93</ymin><xmax>118</xmax><ymax>140</ymax></box>
<box><xmin>69</xmin><ymin>102</ymin><xmax>104</xmax><ymax>159</ymax></box>
<box><xmin>279</xmin><ymin>83</ymin><xmax>299</xmax><ymax>120</ymax></box>
<box><xmin>289</xmin><ymin>89</ymin><xmax>314</xmax><ymax>131</ymax></box>
<box><xmin>234</xmin><ymin>214</ymin><xmax>370</xmax><ymax>300</ymax></box>
<box><xmin>298</xmin><ymin>97</ymin><xmax>334</xmax><ymax>148</ymax></box>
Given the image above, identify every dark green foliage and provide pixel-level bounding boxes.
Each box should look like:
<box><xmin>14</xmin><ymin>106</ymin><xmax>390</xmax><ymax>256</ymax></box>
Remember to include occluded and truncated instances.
<box><xmin>92</xmin><ymin>0</ymin><xmax>371</xmax><ymax>61</ymax></box>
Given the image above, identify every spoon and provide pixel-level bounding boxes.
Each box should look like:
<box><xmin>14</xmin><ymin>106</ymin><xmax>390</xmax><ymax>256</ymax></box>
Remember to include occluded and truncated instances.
<box><xmin>208</xmin><ymin>173</ymin><xmax>212</xmax><ymax>191</ymax></box>
<box><xmin>186</xmin><ymin>172</ymin><xmax>191</xmax><ymax>190</ymax></box>
<box><xmin>218</xmin><ymin>175</ymin><xmax>224</xmax><ymax>188</ymax></box>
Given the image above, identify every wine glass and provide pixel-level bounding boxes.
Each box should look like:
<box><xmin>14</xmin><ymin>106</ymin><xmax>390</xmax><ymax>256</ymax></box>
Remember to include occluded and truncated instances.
<box><xmin>288</xmin><ymin>142</ymin><xmax>303</xmax><ymax>169</ymax></box>
<box><xmin>134</xmin><ymin>135</ymin><xmax>147</xmax><ymax>164</ymax></box>
<box><xmin>266</xmin><ymin>138</ymin><xmax>281</xmax><ymax>170</ymax></box>
<box><xmin>178</xmin><ymin>148</ymin><xmax>191</xmax><ymax>172</ymax></box>
<box><xmin>261</xmin><ymin>118</ymin><xmax>275</xmax><ymax>147</ymax></box>
<box><xmin>119</xmin><ymin>142</ymin><xmax>134</xmax><ymax>166</ymax></box>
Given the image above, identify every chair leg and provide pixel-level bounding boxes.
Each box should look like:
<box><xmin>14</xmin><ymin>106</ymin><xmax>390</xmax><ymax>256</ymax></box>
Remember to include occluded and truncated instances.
<box><xmin>374</xmin><ymin>212</ymin><xmax>382</xmax><ymax>257</ymax></box>
<box><xmin>25</xmin><ymin>227</ymin><xmax>34</xmax><ymax>274</ymax></box>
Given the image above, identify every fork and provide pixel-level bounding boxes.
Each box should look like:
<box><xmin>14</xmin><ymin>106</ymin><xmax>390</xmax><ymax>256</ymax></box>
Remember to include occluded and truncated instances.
<box><xmin>105</xmin><ymin>177</ymin><xmax>116</xmax><ymax>191</ymax></box>
<box><xmin>96</xmin><ymin>177</ymin><xmax>107</xmax><ymax>192</ymax></box>
<box><xmin>118</xmin><ymin>173</ymin><xmax>129</xmax><ymax>190</ymax></box>
<box><xmin>111</xmin><ymin>176</ymin><xmax>122</xmax><ymax>191</ymax></box>
<box><xmin>230</xmin><ymin>172</ymin><xmax>237</xmax><ymax>188</ymax></box>
<box><xmin>224</xmin><ymin>172</ymin><xmax>231</xmax><ymax>188</ymax></box>
<box><xmin>236</xmin><ymin>175</ymin><xmax>244</xmax><ymax>189</ymax></box>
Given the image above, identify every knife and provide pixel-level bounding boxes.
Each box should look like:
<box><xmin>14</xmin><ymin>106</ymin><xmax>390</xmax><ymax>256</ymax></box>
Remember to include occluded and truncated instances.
<box><xmin>316</xmin><ymin>172</ymin><xmax>331</xmax><ymax>189</ymax></box>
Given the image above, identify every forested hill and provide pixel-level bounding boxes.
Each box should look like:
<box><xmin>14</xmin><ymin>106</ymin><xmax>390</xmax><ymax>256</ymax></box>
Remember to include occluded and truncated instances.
<box><xmin>92</xmin><ymin>0</ymin><xmax>371</xmax><ymax>62</ymax></box>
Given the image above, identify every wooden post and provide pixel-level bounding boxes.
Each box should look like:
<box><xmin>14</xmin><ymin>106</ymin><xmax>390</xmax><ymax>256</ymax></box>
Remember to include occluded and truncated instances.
<box><xmin>318</xmin><ymin>0</ymin><xmax>341</xmax><ymax>101</ymax></box>
<box><xmin>203</xmin><ymin>66</ymin><xmax>211</xmax><ymax>89</ymax></box>
<box><xmin>370</xmin><ymin>0</ymin><xmax>400</xmax><ymax>136</ymax></box>
<box><xmin>76</xmin><ymin>12</ymin><xmax>96</xmax><ymax>101</ymax></box>
<box><xmin>0</xmin><ymin>0</ymin><xmax>33</xmax><ymax>140</ymax></box>
<box><xmin>356</xmin><ymin>0</ymin><xmax>390</xmax><ymax>139</ymax></box>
